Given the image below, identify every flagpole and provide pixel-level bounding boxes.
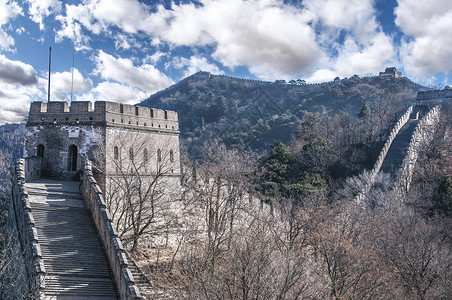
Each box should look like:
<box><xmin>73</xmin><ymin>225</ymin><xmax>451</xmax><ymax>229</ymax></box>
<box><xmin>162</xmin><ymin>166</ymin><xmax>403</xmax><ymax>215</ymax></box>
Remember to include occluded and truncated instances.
<box><xmin>48</xmin><ymin>47</ymin><xmax>52</xmax><ymax>102</ymax></box>
<box><xmin>70</xmin><ymin>53</ymin><xmax>75</xmax><ymax>102</ymax></box>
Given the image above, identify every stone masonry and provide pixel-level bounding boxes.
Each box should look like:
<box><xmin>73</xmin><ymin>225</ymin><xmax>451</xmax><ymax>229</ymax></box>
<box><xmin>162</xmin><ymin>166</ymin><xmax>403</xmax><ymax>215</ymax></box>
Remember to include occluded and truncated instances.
<box><xmin>25</xmin><ymin>100</ymin><xmax>181</xmax><ymax>184</ymax></box>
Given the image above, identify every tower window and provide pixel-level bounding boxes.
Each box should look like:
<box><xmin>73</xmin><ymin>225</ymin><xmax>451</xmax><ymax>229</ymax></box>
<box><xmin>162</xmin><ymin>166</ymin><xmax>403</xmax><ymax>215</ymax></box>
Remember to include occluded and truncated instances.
<box><xmin>129</xmin><ymin>148</ymin><xmax>134</xmax><ymax>161</ymax></box>
<box><xmin>157</xmin><ymin>149</ymin><xmax>161</xmax><ymax>162</ymax></box>
<box><xmin>144</xmin><ymin>148</ymin><xmax>148</xmax><ymax>163</ymax></box>
<box><xmin>170</xmin><ymin>150</ymin><xmax>174</xmax><ymax>162</ymax></box>
<box><xmin>114</xmin><ymin>146</ymin><xmax>119</xmax><ymax>160</ymax></box>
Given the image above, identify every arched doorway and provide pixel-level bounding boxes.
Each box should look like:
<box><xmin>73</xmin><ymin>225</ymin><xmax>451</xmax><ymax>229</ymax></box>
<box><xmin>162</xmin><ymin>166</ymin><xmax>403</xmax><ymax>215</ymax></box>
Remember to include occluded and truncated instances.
<box><xmin>68</xmin><ymin>145</ymin><xmax>78</xmax><ymax>171</ymax></box>
<box><xmin>37</xmin><ymin>144</ymin><xmax>44</xmax><ymax>157</ymax></box>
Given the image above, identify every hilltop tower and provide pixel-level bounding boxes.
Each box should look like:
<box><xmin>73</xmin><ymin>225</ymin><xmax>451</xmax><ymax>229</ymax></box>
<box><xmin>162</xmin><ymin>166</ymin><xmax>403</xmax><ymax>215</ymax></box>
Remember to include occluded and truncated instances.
<box><xmin>24</xmin><ymin>100</ymin><xmax>181</xmax><ymax>195</ymax></box>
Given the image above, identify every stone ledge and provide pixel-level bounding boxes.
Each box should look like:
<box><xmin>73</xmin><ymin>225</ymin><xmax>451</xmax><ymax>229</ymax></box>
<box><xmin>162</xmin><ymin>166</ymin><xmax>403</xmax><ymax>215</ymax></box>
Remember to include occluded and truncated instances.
<box><xmin>82</xmin><ymin>159</ymin><xmax>142</xmax><ymax>300</ymax></box>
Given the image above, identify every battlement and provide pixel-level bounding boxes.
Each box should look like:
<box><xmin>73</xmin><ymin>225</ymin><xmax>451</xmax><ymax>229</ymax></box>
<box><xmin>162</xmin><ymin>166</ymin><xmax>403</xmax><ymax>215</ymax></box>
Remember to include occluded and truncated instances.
<box><xmin>417</xmin><ymin>89</ymin><xmax>452</xmax><ymax>101</ymax></box>
<box><xmin>28</xmin><ymin>101</ymin><xmax>179</xmax><ymax>131</ymax></box>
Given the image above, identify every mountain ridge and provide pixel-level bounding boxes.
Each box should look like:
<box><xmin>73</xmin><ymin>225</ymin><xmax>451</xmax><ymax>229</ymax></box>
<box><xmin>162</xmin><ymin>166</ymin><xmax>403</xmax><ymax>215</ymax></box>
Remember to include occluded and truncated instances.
<box><xmin>140</xmin><ymin>71</ymin><xmax>427</xmax><ymax>159</ymax></box>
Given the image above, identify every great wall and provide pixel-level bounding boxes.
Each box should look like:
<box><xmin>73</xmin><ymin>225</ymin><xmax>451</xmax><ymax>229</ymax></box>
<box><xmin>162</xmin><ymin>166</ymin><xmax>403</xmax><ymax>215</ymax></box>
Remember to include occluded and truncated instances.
<box><xmin>4</xmin><ymin>88</ymin><xmax>452</xmax><ymax>299</ymax></box>
<box><xmin>355</xmin><ymin>89</ymin><xmax>450</xmax><ymax>205</ymax></box>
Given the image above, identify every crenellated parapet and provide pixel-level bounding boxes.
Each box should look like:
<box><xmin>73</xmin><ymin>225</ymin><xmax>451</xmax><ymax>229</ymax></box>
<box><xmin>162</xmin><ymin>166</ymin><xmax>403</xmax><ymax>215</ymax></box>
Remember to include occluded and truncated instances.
<box><xmin>356</xmin><ymin>89</ymin><xmax>447</xmax><ymax>206</ymax></box>
<box><xmin>25</xmin><ymin>100</ymin><xmax>181</xmax><ymax>179</ymax></box>
<box><xmin>82</xmin><ymin>159</ymin><xmax>142</xmax><ymax>300</ymax></box>
<box><xmin>416</xmin><ymin>89</ymin><xmax>452</xmax><ymax>104</ymax></box>
<box><xmin>6</xmin><ymin>159</ymin><xmax>46</xmax><ymax>298</ymax></box>
<box><xmin>28</xmin><ymin>101</ymin><xmax>179</xmax><ymax>132</ymax></box>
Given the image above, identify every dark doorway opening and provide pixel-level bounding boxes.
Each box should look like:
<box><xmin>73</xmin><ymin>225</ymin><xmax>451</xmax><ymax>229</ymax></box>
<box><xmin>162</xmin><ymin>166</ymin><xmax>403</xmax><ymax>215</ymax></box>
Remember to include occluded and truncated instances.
<box><xmin>37</xmin><ymin>144</ymin><xmax>44</xmax><ymax>157</ymax></box>
<box><xmin>68</xmin><ymin>145</ymin><xmax>78</xmax><ymax>171</ymax></box>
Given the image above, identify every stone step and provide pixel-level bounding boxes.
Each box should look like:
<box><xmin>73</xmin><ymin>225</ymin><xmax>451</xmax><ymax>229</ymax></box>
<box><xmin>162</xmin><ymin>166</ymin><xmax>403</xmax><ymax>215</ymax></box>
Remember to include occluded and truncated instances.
<box><xmin>45</xmin><ymin>276</ymin><xmax>117</xmax><ymax>297</ymax></box>
<box><xmin>27</xmin><ymin>182</ymin><xmax>119</xmax><ymax>299</ymax></box>
<box><xmin>380</xmin><ymin>119</ymin><xmax>419</xmax><ymax>174</ymax></box>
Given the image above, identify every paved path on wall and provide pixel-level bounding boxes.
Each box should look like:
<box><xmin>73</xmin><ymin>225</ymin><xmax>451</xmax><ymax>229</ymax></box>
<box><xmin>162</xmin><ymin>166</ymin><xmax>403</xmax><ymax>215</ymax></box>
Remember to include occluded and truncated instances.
<box><xmin>380</xmin><ymin>119</ymin><xmax>419</xmax><ymax>175</ymax></box>
<box><xmin>26</xmin><ymin>179</ymin><xmax>118</xmax><ymax>300</ymax></box>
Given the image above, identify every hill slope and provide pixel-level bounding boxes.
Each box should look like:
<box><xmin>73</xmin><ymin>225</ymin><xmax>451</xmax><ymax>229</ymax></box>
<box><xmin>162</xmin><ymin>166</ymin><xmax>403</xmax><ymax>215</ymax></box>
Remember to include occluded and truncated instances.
<box><xmin>140</xmin><ymin>72</ymin><xmax>426</xmax><ymax>159</ymax></box>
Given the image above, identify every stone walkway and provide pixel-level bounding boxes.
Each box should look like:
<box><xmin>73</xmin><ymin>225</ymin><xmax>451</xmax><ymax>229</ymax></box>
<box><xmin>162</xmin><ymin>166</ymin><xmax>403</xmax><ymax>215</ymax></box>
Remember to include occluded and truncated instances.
<box><xmin>26</xmin><ymin>179</ymin><xmax>118</xmax><ymax>299</ymax></box>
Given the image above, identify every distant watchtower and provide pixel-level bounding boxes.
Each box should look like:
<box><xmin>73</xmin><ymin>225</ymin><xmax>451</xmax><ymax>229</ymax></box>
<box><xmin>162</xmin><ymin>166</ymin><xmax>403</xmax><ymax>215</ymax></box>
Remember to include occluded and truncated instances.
<box><xmin>379</xmin><ymin>67</ymin><xmax>402</xmax><ymax>78</ymax></box>
<box><xmin>24</xmin><ymin>101</ymin><xmax>181</xmax><ymax>191</ymax></box>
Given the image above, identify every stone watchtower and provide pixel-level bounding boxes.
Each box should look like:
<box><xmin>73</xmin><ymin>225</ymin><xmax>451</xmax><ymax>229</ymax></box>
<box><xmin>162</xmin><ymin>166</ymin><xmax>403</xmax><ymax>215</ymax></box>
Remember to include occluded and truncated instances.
<box><xmin>24</xmin><ymin>101</ymin><xmax>181</xmax><ymax>191</ymax></box>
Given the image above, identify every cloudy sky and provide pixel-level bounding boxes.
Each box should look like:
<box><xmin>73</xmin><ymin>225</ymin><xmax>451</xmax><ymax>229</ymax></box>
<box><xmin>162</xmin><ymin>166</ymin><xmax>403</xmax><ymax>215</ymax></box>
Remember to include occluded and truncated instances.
<box><xmin>0</xmin><ymin>0</ymin><xmax>451</xmax><ymax>124</ymax></box>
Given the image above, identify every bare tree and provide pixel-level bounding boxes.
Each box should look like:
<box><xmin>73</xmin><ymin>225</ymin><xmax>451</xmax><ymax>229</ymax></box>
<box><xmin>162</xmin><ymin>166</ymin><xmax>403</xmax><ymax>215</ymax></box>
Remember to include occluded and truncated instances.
<box><xmin>301</xmin><ymin>203</ymin><xmax>388</xmax><ymax>299</ymax></box>
<box><xmin>0</xmin><ymin>124</ymin><xmax>41</xmax><ymax>299</ymax></box>
<box><xmin>178</xmin><ymin>141</ymin><xmax>314</xmax><ymax>300</ymax></box>
<box><xmin>190</xmin><ymin>141</ymin><xmax>258</xmax><ymax>265</ymax></box>
<box><xmin>96</xmin><ymin>129</ymin><xmax>180</xmax><ymax>252</ymax></box>
<box><xmin>375</xmin><ymin>212</ymin><xmax>452</xmax><ymax>300</ymax></box>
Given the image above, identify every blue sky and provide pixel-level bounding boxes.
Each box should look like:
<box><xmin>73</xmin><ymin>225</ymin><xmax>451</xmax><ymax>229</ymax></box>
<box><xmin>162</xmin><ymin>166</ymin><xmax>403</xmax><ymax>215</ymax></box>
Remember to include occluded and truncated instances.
<box><xmin>0</xmin><ymin>0</ymin><xmax>451</xmax><ymax>124</ymax></box>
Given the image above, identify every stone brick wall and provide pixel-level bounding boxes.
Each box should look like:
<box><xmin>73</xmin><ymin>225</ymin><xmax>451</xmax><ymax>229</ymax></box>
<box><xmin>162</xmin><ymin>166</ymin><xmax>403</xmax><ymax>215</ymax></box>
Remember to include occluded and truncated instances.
<box><xmin>417</xmin><ymin>89</ymin><xmax>452</xmax><ymax>101</ymax></box>
<box><xmin>355</xmin><ymin>105</ymin><xmax>414</xmax><ymax>204</ymax></box>
<box><xmin>28</xmin><ymin>101</ymin><xmax>178</xmax><ymax>131</ymax></box>
<box><xmin>24</xmin><ymin>157</ymin><xmax>42</xmax><ymax>181</ymax></box>
<box><xmin>104</xmin><ymin>126</ymin><xmax>181</xmax><ymax>178</ymax></box>
<box><xmin>7</xmin><ymin>159</ymin><xmax>46</xmax><ymax>298</ymax></box>
<box><xmin>396</xmin><ymin>105</ymin><xmax>441</xmax><ymax>196</ymax></box>
<box><xmin>82</xmin><ymin>159</ymin><xmax>142</xmax><ymax>300</ymax></box>
<box><xmin>25</xmin><ymin>100</ymin><xmax>180</xmax><ymax>180</ymax></box>
<box><xmin>25</xmin><ymin>124</ymin><xmax>104</xmax><ymax>177</ymax></box>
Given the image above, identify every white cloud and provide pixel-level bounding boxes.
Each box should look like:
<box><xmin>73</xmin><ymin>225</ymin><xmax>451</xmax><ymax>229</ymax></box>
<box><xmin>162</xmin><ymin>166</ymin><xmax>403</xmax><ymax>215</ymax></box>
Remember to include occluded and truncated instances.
<box><xmin>306</xmin><ymin>33</ymin><xmax>395</xmax><ymax>82</ymax></box>
<box><xmin>15</xmin><ymin>26</ymin><xmax>24</xmax><ymax>34</ymax></box>
<box><xmin>82</xmin><ymin>81</ymin><xmax>147</xmax><ymax>104</ymax></box>
<box><xmin>55</xmin><ymin>11</ymin><xmax>91</xmax><ymax>51</ymax></box>
<box><xmin>0</xmin><ymin>0</ymin><xmax>22</xmax><ymax>50</ymax></box>
<box><xmin>306</xmin><ymin>69</ymin><xmax>337</xmax><ymax>83</ymax></box>
<box><xmin>55</xmin><ymin>0</ymin><xmax>152</xmax><ymax>49</ymax></box>
<box><xmin>395</xmin><ymin>0</ymin><xmax>452</xmax><ymax>79</ymax></box>
<box><xmin>143</xmin><ymin>51</ymin><xmax>166</xmax><ymax>65</ymax></box>
<box><xmin>55</xmin><ymin>0</ymin><xmax>322</xmax><ymax>80</ymax></box>
<box><xmin>26</xmin><ymin>0</ymin><xmax>62</xmax><ymax>30</ymax></box>
<box><xmin>304</xmin><ymin>0</ymin><xmax>379</xmax><ymax>43</ymax></box>
<box><xmin>49</xmin><ymin>68</ymin><xmax>93</xmax><ymax>101</ymax></box>
<box><xmin>0</xmin><ymin>54</ymin><xmax>38</xmax><ymax>85</ymax></box>
<box><xmin>0</xmin><ymin>81</ymin><xmax>43</xmax><ymax>124</ymax></box>
<box><xmin>170</xmin><ymin>56</ymin><xmax>223</xmax><ymax>78</ymax></box>
<box><xmin>302</xmin><ymin>0</ymin><xmax>395</xmax><ymax>81</ymax></box>
<box><xmin>0</xmin><ymin>0</ymin><xmax>22</xmax><ymax>24</ymax></box>
<box><xmin>333</xmin><ymin>32</ymin><xmax>395</xmax><ymax>77</ymax></box>
<box><xmin>147</xmin><ymin>0</ymin><xmax>322</xmax><ymax>79</ymax></box>
<box><xmin>0</xmin><ymin>30</ymin><xmax>14</xmax><ymax>50</ymax></box>
<box><xmin>93</xmin><ymin>50</ymin><xmax>173</xmax><ymax>94</ymax></box>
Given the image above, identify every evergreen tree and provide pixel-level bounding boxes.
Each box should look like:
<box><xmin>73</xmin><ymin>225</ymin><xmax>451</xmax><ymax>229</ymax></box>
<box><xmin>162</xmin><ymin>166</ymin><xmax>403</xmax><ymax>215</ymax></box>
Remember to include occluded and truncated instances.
<box><xmin>357</xmin><ymin>102</ymin><xmax>372</xmax><ymax>119</ymax></box>
<box><xmin>433</xmin><ymin>175</ymin><xmax>452</xmax><ymax>215</ymax></box>
<box><xmin>294</xmin><ymin>113</ymin><xmax>333</xmax><ymax>176</ymax></box>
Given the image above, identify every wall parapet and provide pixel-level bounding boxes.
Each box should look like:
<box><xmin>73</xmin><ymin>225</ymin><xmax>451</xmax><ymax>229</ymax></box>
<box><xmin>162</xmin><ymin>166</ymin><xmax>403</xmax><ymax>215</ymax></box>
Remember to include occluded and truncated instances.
<box><xmin>11</xmin><ymin>159</ymin><xmax>46</xmax><ymax>298</ymax></box>
<box><xmin>355</xmin><ymin>105</ymin><xmax>414</xmax><ymax>204</ymax></box>
<box><xmin>417</xmin><ymin>89</ymin><xmax>452</xmax><ymax>101</ymax></box>
<box><xmin>82</xmin><ymin>159</ymin><xmax>142</xmax><ymax>300</ymax></box>
<box><xmin>27</xmin><ymin>101</ymin><xmax>178</xmax><ymax>130</ymax></box>
<box><xmin>396</xmin><ymin>105</ymin><xmax>441</xmax><ymax>196</ymax></box>
<box><xmin>24</xmin><ymin>157</ymin><xmax>42</xmax><ymax>181</ymax></box>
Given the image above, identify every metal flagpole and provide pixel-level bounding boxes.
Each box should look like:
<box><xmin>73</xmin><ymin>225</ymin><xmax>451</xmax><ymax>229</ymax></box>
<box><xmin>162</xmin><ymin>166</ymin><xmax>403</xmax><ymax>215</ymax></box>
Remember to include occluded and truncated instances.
<box><xmin>48</xmin><ymin>47</ymin><xmax>52</xmax><ymax>102</ymax></box>
<box><xmin>70</xmin><ymin>53</ymin><xmax>75</xmax><ymax>102</ymax></box>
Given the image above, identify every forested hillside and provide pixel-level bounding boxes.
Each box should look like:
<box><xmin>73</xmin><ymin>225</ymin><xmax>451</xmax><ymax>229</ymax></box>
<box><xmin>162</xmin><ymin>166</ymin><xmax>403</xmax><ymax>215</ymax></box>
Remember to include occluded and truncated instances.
<box><xmin>140</xmin><ymin>72</ymin><xmax>425</xmax><ymax>159</ymax></box>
